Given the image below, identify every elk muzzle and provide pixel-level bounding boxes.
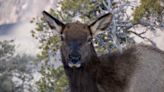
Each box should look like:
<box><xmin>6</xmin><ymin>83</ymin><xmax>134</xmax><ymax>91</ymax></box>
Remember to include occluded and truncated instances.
<box><xmin>68</xmin><ymin>51</ymin><xmax>81</xmax><ymax>68</ymax></box>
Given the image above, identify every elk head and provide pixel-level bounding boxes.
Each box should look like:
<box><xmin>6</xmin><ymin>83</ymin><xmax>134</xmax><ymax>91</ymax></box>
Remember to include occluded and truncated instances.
<box><xmin>43</xmin><ymin>11</ymin><xmax>112</xmax><ymax>68</ymax></box>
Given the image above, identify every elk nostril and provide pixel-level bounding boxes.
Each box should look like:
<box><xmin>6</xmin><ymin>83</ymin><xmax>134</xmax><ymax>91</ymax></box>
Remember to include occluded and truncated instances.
<box><xmin>78</xmin><ymin>55</ymin><xmax>81</xmax><ymax>60</ymax></box>
<box><xmin>69</xmin><ymin>54</ymin><xmax>71</xmax><ymax>59</ymax></box>
<box><xmin>69</xmin><ymin>54</ymin><xmax>81</xmax><ymax>64</ymax></box>
<box><xmin>70</xmin><ymin>55</ymin><xmax>81</xmax><ymax>60</ymax></box>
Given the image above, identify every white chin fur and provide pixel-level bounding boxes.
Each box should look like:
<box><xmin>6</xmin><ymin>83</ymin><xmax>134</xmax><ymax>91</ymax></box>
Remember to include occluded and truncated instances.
<box><xmin>68</xmin><ymin>62</ymin><xmax>81</xmax><ymax>68</ymax></box>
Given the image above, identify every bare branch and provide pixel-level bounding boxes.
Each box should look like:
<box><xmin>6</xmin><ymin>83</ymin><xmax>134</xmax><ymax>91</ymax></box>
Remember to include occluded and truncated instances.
<box><xmin>127</xmin><ymin>31</ymin><xmax>157</xmax><ymax>47</ymax></box>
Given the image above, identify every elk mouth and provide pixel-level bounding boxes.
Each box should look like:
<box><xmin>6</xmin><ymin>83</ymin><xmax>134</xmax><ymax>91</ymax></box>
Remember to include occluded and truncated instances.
<box><xmin>68</xmin><ymin>53</ymin><xmax>81</xmax><ymax>68</ymax></box>
<box><xmin>68</xmin><ymin>61</ymin><xmax>81</xmax><ymax>68</ymax></box>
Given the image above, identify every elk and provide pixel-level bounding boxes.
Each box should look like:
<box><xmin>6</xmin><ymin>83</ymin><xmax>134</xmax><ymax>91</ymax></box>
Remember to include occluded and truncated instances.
<box><xmin>42</xmin><ymin>11</ymin><xmax>164</xmax><ymax>92</ymax></box>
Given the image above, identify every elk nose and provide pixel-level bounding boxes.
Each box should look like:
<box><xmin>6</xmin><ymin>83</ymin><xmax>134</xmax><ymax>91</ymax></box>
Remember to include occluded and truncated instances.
<box><xmin>69</xmin><ymin>52</ymin><xmax>81</xmax><ymax>64</ymax></box>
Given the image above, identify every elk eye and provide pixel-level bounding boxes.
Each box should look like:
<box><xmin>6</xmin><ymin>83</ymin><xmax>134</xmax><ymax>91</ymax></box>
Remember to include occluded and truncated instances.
<box><xmin>87</xmin><ymin>36</ymin><xmax>92</xmax><ymax>42</ymax></box>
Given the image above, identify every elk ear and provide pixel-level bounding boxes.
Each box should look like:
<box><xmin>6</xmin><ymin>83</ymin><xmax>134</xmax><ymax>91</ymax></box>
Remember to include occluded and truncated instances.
<box><xmin>89</xmin><ymin>13</ymin><xmax>112</xmax><ymax>36</ymax></box>
<box><xmin>42</xmin><ymin>11</ymin><xmax>65</xmax><ymax>33</ymax></box>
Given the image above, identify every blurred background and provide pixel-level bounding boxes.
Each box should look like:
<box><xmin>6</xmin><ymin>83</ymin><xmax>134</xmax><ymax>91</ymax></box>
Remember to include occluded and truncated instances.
<box><xmin>0</xmin><ymin>0</ymin><xmax>60</xmax><ymax>54</ymax></box>
<box><xmin>0</xmin><ymin>0</ymin><xmax>163</xmax><ymax>92</ymax></box>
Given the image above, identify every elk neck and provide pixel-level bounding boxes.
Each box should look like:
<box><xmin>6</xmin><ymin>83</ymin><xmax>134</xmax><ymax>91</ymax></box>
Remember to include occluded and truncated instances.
<box><xmin>61</xmin><ymin>42</ymin><xmax>100</xmax><ymax>92</ymax></box>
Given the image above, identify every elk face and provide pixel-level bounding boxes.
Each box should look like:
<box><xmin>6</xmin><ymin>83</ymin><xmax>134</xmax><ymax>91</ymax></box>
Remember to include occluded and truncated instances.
<box><xmin>43</xmin><ymin>11</ymin><xmax>112</xmax><ymax>68</ymax></box>
<box><xmin>60</xmin><ymin>23</ymin><xmax>93</xmax><ymax>68</ymax></box>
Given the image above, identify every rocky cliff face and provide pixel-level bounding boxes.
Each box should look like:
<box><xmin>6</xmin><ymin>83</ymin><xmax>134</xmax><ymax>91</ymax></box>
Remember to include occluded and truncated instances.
<box><xmin>0</xmin><ymin>0</ymin><xmax>59</xmax><ymax>55</ymax></box>
<box><xmin>0</xmin><ymin>0</ymin><xmax>58</xmax><ymax>24</ymax></box>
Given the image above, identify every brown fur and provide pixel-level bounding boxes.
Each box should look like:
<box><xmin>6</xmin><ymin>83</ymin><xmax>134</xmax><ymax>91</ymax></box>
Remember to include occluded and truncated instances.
<box><xmin>42</xmin><ymin>11</ymin><xmax>164</xmax><ymax>92</ymax></box>
<box><xmin>60</xmin><ymin>22</ymin><xmax>164</xmax><ymax>92</ymax></box>
<box><xmin>62</xmin><ymin>44</ymin><xmax>164</xmax><ymax>92</ymax></box>
<box><xmin>62</xmin><ymin>44</ymin><xmax>137</xmax><ymax>92</ymax></box>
